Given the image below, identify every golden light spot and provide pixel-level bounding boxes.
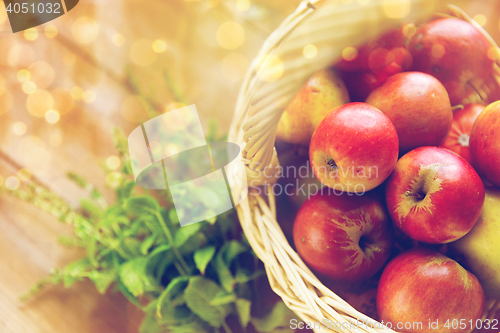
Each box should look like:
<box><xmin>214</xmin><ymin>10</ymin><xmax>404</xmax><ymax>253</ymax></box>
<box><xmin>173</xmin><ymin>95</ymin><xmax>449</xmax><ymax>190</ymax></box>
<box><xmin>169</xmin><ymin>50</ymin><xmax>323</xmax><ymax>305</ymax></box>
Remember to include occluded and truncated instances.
<box><xmin>70</xmin><ymin>86</ymin><xmax>84</xmax><ymax>100</ymax></box>
<box><xmin>382</xmin><ymin>0</ymin><xmax>410</xmax><ymax>19</ymax></box>
<box><xmin>106</xmin><ymin>156</ymin><xmax>121</xmax><ymax>170</ymax></box>
<box><xmin>357</xmin><ymin>0</ymin><xmax>370</xmax><ymax>5</ymax></box>
<box><xmin>82</xmin><ymin>90</ymin><xmax>96</xmax><ymax>103</ymax></box>
<box><xmin>29</xmin><ymin>61</ymin><xmax>55</xmax><ymax>89</ymax></box>
<box><xmin>152</xmin><ymin>39</ymin><xmax>167</xmax><ymax>53</ymax></box>
<box><xmin>431</xmin><ymin>44</ymin><xmax>445</xmax><ymax>58</ymax></box>
<box><xmin>216</xmin><ymin>22</ymin><xmax>244</xmax><ymax>50</ymax></box>
<box><xmin>72</xmin><ymin>17</ymin><xmax>100</xmax><ymax>44</ymax></box>
<box><xmin>112</xmin><ymin>33</ymin><xmax>125</xmax><ymax>47</ymax></box>
<box><xmin>473</xmin><ymin>14</ymin><xmax>487</xmax><ymax>27</ymax></box>
<box><xmin>49</xmin><ymin>131</ymin><xmax>63</xmax><ymax>146</ymax></box>
<box><xmin>8</xmin><ymin>44</ymin><xmax>35</xmax><ymax>68</ymax></box>
<box><xmin>221</xmin><ymin>52</ymin><xmax>249</xmax><ymax>81</ymax></box>
<box><xmin>164</xmin><ymin>144</ymin><xmax>180</xmax><ymax>156</ymax></box>
<box><xmin>52</xmin><ymin>88</ymin><xmax>74</xmax><ymax>115</ymax></box>
<box><xmin>45</xmin><ymin>25</ymin><xmax>58</xmax><ymax>38</ymax></box>
<box><xmin>487</xmin><ymin>47</ymin><xmax>500</xmax><ymax>61</ymax></box>
<box><xmin>27</xmin><ymin>90</ymin><xmax>54</xmax><ymax>117</ymax></box>
<box><xmin>5</xmin><ymin>176</ymin><xmax>20</xmax><ymax>190</ymax></box>
<box><xmin>106</xmin><ymin>172</ymin><xmax>123</xmax><ymax>188</ymax></box>
<box><xmin>403</xmin><ymin>23</ymin><xmax>416</xmax><ymax>38</ymax></box>
<box><xmin>258</xmin><ymin>54</ymin><xmax>283</xmax><ymax>82</ymax></box>
<box><xmin>17</xmin><ymin>69</ymin><xmax>31</xmax><ymax>83</ymax></box>
<box><xmin>130</xmin><ymin>39</ymin><xmax>157</xmax><ymax>66</ymax></box>
<box><xmin>0</xmin><ymin>91</ymin><xmax>13</xmax><ymax>115</ymax></box>
<box><xmin>63</xmin><ymin>53</ymin><xmax>76</xmax><ymax>66</ymax></box>
<box><xmin>163</xmin><ymin>108</ymin><xmax>192</xmax><ymax>131</ymax></box>
<box><xmin>303</xmin><ymin>44</ymin><xmax>318</xmax><ymax>59</ymax></box>
<box><xmin>12</xmin><ymin>122</ymin><xmax>27</xmax><ymax>136</ymax></box>
<box><xmin>206</xmin><ymin>0</ymin><xmax>219</xmax><ymax>8</ymax></box>
<box><xmin>45</xmin><ymin>110</ymin><xmax>60</xmax><ymax>124</ymax></box>
<box><xmin>121</xmin><ymin>95</ymin><xmax>149</xmax><ymax>122</ymax></box>
<box><xmin>18</xmin><ymin>136</ymin><xmax>50</xmax><ymax>170</ymax></box>
<box><xmin>342</xmin><ymin>46</ymin><xmax>358</xmax><ymax>61</ymax></box>
<box><xmin>24</xmin><ymin>28</ymin><xmax>38</xmax><ymax>41</ymax></box>
<box><xmin>164</xmin><ymin>102</ymin><xmax>187</xmax><ymax>112</ymax></box>
<box><xmin>17</xmin><ymin>168</ymin><xmax>32</xmax><ymax>182</ymax></box>
<box><xmin>22</xmin><ymin>81</ymin><xmax>37</xmax><ymax>94</ymax></box>
<box><xmin>236</xmin><ymin>0</ymin><xmax>251</xmax><ymax>11</ymax></box>
<box><xmin>149</xmin><ymin>141</ymin><xmax>162</xmax><ymax>156</ymax></box>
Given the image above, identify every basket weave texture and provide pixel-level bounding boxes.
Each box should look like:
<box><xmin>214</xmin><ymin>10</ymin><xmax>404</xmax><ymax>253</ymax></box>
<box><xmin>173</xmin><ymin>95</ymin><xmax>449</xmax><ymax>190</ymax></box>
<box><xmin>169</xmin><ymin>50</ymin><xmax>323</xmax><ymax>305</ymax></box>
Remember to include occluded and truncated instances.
<box><xmin>228</xmin><ymin>0</ymin><xmax>500</xmax><ymax>332</ymax></box>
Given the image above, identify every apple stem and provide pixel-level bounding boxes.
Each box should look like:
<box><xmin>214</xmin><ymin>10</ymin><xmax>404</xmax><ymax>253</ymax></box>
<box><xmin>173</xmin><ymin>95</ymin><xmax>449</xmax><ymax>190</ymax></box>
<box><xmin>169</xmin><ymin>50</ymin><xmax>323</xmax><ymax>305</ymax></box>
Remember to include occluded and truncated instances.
<box><xmin>405</xmin><ymin>190</ymin><xmax>425</xmax><ymax>201</ymax></box>
<box><xmin>451</xmin><ymin>104</ymin><xmax>464</xmax><ymax>111</ymax></box>
<box><xmin>325</xmin><ymin>156</ymin><xmax>338</xmax><ymax>171</ymax></box>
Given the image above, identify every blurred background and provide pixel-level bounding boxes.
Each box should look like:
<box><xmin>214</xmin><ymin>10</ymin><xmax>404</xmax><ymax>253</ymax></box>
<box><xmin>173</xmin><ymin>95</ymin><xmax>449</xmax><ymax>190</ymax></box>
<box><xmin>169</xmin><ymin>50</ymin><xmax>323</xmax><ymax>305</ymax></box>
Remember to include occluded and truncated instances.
<box><xmin>0</xmin><ymin>0</ymin><xmax>499</xmax><ymax>332</ymax></box>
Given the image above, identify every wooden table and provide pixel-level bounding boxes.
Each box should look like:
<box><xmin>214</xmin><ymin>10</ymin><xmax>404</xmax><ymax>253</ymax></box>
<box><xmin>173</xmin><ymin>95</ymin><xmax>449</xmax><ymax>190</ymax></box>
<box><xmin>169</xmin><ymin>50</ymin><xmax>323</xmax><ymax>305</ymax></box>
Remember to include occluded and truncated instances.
<box><xmin>0</xmin><ymin>0</ymin><xmax>498</xmax><ymax>332</ymax></box>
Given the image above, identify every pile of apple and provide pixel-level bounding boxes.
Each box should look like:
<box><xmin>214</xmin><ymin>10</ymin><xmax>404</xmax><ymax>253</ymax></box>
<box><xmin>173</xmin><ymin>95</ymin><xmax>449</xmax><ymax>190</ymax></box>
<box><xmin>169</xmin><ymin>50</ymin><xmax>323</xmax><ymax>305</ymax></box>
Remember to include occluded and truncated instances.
<box><xmin>277</xmin><ymin>17</ymin><xmax>500</xmax><ymax>332</ymax></box>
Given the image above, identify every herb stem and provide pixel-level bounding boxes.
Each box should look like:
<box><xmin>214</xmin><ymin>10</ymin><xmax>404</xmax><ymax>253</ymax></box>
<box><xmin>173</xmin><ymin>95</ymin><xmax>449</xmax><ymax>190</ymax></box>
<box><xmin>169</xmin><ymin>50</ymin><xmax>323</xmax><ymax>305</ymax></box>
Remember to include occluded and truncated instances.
<box><xmin>155</xmin><ymin>212</ymin><xmax>190</xmax><ymax>275</ymax></box>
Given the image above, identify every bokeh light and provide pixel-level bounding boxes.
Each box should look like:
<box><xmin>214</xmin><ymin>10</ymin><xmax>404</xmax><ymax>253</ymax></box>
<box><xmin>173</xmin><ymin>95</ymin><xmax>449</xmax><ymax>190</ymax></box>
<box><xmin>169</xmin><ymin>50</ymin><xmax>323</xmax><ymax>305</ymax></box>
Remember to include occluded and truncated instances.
<box><xmin>12</xmin><ymin>122</ymin><xmax>27</xmax><ymax>136</ymax></box>
<box><xmin>382</xmin><ymin>0</ymin><xmax>410</xmax><ymax>19</ymax></box>
<box><xmin>17</xmin><ymin>168</ymin><xmax>32</xmax><ymax>182</ymax></box>
<box><xmin>70</xmin><ymin>86</ymin><xmax>84</xmax><ymax>100</ymax></box>
<box><xmin>5</xmin><ymin>176</ymin><xmax>20</xmax><ymax>190</ymax></box>
<box><xmin>221</xmin><ymin>53</ymin><xmax>248</xmax><ymax>81</ymax></box>
<box><xmin>27</xmin><ymin>90</ymin><xmax>54</xmax><ymax>117</ymax></box>
<box><xmin>303</xmin><ymin>44</ymin><xmax>318</xmax><ymax>59</ymax></box>
<box><xmin>24</xmin><ymin>28</ymin><xmax>39</xmax><ymax>41</ymax></box>
<box><xmin>17</xmin><ymin>69</ymin><xmax>31</xmax><ymax>83</ymax></box>
<box><xmin>106</xmin><ymin>172</ymin><xmax>123</xmax><ymax>188</ymax></box>
<box><xmin>165</xmin><ymin>102</ymin><xmax>187</xmax><ymax>112</ymax></box>
<box><xmin>29</xmin><ymin>61</ymin><xmax>55</xmax><ymax>89</ymax></box>
<box><xmin>52</xmin><ymin>88</ymin><xmax>74</xmax><ymax>115</ymax></box>
<box><xmin>487</xmin><ymin>47</ymin><xmax>500</xmax><ymax>61</ymax></box>
<box><xmin>49</xmin><ymin>131</ymin><xmax>63</xmax><ymax>146</ymax></box>
<box><xmin>122</xmin><ymin>95</ymin><xmax>149</xmax><ymax>122</ymax></box>
<box><xmin>18</xmin><ymin>136</ymin><xmax>51</xmax><ymax>170</ymax></box>
<box><xmin>112</xmin><ymin>33</ymin><xmax>125</xmax><ymax>47</ymax></box>
<box><xmin>82</xmin><ymin>90</ymin><xmax>96</xmax><ymax>103</ymax></box>
<box><xmin>342</xmin><ymin>46</ymin><xmax>358</xmax><ymax>61</ymax></box>
<box><xmin>8</xmin><ymin>44</ymin><xmax>35</xmax><ymax>68</ymax></box>
<box><xmin>106</xmin><ymin>156</ymin><xmax>121</xmax><ymax>170</ymax></box>
<box><xmin>22</xmin><ymin>81</ymin><xmax>37</xmax><ymax>94</ymax></box>
<box><xmin>72</xmin><ymin>17</ymin><xmax>100</xmax><ymax>44</ymax></box>
<box><xmin>403</xmin><ymin>23</ymin><xmax>416</xmax><ymax>38</ymax></box>
<box><xmin>45</xmin><ymin>25</ymin><xmax>58</xmax><ymax>38</ymax></box>
<box><xmin>45</xmin><ymin>110</ymin><xmax>60</xmax><ymax>124</ymax></box>
<box><xmin>473</xmin><ymin>14</ymin><xmax>487</xmax><ymax>27</ymax></box>
<box><xmin>216</xmin><ymin>22</ymin><xmax>244</xmax><ymax>50</ymax></box>
<box><xmin>236</xmin><ymin>0</ymin><xmax>250</xmax><ymax>11</ymax></box>
<box><xmin>152</xmin><ymin>39</ymin><xmax>167</xmax><ymax>53</ymax></box>
<box><xmin>206</xmin><ymin>0</ymin><xmax>219</xmax><ymax>8</ymax></box>
<box><xmin>130</xmin><ymin>39</ymin><xmax>157</xmax><ymax>66</ymax></box>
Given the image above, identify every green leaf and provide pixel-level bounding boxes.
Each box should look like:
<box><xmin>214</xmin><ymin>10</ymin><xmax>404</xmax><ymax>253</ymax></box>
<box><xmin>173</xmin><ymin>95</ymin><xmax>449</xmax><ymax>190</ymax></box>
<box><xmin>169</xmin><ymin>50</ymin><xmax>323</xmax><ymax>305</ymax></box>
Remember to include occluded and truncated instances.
<box><xmin>88</xmin><ymin>269</ymin><xmax>116</xmax><ymax>294</ymax></box>
<box><xmin>173</xmin><ymin>223</ymin><xmax>202</xmax><ymax>248</ymax></box>
<box><xmin>117</xmin><ymin>180</ymin><xmax>136</xmax><ymax>199</ymax></box>
<box><xmin>184</xmin><ymin>276</ymin><xmax>233</xmax><ymax>328</ymax></box>
<box><xmin>251</xmin><ymin>302</ymin><xmax>297</xmax><ymax>333</ymax></box>
<box><xmin>157</xmin><ymin>305</ymin><xmax>194</xmax><ymax>326</ymax></box>
<box><xmin>209</xmin><ymin>291</ymin><xmax>236</xmax><ymax>306</ymax></box>
<box><xmin>193</xmin><ymin>246</ymin><xmax>215</xmax><ymax>275</ymax></box>
<box><xmin>119</xmin><ymin>258</ymin><xmax>156</xmax><ymax>297</ymax></box>
<box><xmin>214</xmin><ymin>252</ymin><xmax>234</xmax><ymax>293</ymax></box>
<box><xmin>123</xmin><ymin>196</ymin><xmax>159</xmax><ymax>216</ymax></box>
<box><xmin>62</xmin><ymin>258</ymin><xmax>91</xmax><ymax>287</ymax></box>
<box><xmin>141</xmin><ymin>233</ymin><xmax>158</xmax><ymax>255</ymax></box>
<box><xmin>116</xmin><ymin>280</ymin><xmax>143</xmax><ymax>309</ymax></box>
<box><xmin>222</xmin><ymin>241</ymin><xmax>247</xmax><ymax>264</ymax></box>
<box><xmin>235</xmin><ymin>298</ymin><xmax>251</xmax><ymax>328</ymax></box>
<box><xmin>235</xmin><ymin>268</ymin><xmax>264</xmax><ymax>284</ymax></box>
<box><xmin>147</xmin><ymin>244</ymin><xmax>171</xmax><ymax>258</ymax></box>
<box><xmin>157</xmin><ymin>276</ymin><xmax>190</xmax><ymax>318</ymax></box>
<box><xmin>139</xmin><ymin>313</ymin><xmax>163</xmax><ymax>333</ymax></box>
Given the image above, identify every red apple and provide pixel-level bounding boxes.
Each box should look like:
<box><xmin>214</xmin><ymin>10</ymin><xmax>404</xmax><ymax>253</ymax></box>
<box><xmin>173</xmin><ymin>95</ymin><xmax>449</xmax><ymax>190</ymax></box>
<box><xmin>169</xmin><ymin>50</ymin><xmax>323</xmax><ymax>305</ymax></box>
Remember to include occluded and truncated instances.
<box><xmin>309</xmin><ymin>102</ymin><xmax>399</xmax><ymax>193</ymax></box>
<box><xmin>440</xmin><ymin>103</ymin><xmax>485</xmax><ymax>164</ymax></box>
<box><xmin>385</xmin><ymin>146</ymin><xmax>485</xmax><ymax>244</ymax></box>
<box><xmin>365</xmin><ymin>71</ymin><xmax>453</xmax><ymax>154</ymax></box>
<box><xmin>470</xmin><ymin>100</ymin><xmax>500</xmax><ymax>187</ymax></box>
<box><xmin>293</xmin><ymin>191</ymin><xmax>393</xmax><ymax>282</ymax></box>
<box><xmin>377</xmin><ymin>248</ymin><xmax>485</xmax><ymax>333</ymax></box>
<box><xmin>409</xmin><ymin>18</ymin><xmax>494</xmax><ymax>105</ymax></box>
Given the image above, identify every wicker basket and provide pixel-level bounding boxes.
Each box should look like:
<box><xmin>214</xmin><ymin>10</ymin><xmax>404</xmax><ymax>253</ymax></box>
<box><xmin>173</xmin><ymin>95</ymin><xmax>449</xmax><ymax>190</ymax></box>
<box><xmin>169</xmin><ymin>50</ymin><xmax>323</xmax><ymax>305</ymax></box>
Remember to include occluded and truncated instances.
<box><xmin>228</xmin><ymin>0</ymin><xmax>500</xmax><ymax>332</ymax></box>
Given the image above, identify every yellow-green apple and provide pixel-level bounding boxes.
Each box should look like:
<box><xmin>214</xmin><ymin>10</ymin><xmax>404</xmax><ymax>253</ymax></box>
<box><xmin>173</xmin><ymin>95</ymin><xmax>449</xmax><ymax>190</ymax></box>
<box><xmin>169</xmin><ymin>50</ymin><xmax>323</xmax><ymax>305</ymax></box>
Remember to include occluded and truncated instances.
<box><xmin>309</xmin><ymin>102</ymin><xmax>398</xmax><ymax>193</ymax></box>
<box><xmin>276</xmin><ymin>68</ymin><xmax>349</xmax><ymax>146</ymax></box>
<box><xmin>409</xmin><ymin>17</ymin><xmax>494</xmax><ymax>105</ymax></box>
<box><xmin>440</xmin><ymin>103</ymin><xmax>484</xmax><ymax>164</ymax></box>
<box><xmin>377</xmin><ymin>248</ymin><xmax>485</xmax><ymax>333</ymax></box>
<box><xmin>293</xmin><ymin>191</ymin><xmax>393</xmax><ymax>282</ymax></box>
<box><xmin>385</xmin><ymin>146</ymin><xmax>485</xmax><ymax>244</ymax></box>
<box><xmin>365</xmin><ymin>71</ymin><xmax>452</xmax><ymax>154</ymax></box>
<box><xmin>470</xmin><ymin>100</ymin><xmax>500</xmax><ymax>187</ymax></box>
<box><xmin>450</xmin><ymin>186</ymin><xmax>500</xmax><ymax>298</ymax></box>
